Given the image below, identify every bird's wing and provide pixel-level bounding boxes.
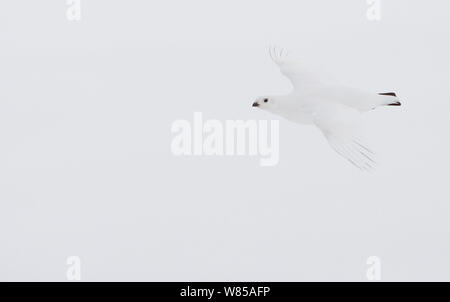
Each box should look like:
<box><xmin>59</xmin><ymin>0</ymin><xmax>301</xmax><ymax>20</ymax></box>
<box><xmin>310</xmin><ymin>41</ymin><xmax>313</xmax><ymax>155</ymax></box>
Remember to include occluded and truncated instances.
<box><xmin>269</xmin><ymin>46</ymin><xmax>325</xmax><ymax>92</ymax></box>
<box><xmin>313</xmin><ymin>103</ymin><xmax>376</xmax><ymax>171</ymax></box>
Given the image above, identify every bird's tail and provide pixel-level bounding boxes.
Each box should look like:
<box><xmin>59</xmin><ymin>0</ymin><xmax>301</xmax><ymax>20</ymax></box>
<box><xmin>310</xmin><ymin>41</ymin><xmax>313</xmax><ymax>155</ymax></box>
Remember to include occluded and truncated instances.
<box><xmin>378</xmin><ymin>92</ymin><xmax>402</xmax><ymax>106</ymax></box>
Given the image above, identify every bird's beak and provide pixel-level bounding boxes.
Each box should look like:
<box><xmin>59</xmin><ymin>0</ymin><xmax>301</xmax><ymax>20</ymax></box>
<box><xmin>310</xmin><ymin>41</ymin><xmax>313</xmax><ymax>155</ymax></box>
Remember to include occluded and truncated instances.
<box><xmin>252</xmin><ymin>102</ymin><xmax>259</xmax><ymax>107</ymax></box>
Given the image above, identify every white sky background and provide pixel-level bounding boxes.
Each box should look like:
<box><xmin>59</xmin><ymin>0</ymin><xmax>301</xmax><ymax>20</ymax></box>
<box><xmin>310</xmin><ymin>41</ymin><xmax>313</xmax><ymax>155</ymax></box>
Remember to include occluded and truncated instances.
<box><xmin>0</xmin><ymin>0</ymin><xmax>449</xmax><ymax>281</ymax></box>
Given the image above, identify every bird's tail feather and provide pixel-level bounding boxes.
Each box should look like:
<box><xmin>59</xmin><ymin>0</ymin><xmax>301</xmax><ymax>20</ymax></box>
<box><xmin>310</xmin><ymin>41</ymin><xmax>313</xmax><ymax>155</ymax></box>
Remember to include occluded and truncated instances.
<box><xmin>378</xmin><ymin>92</ymin><xmax>397</xmax><ymax>97</ymax></box>
<box><xmin>378</xmin><ymin>92</ymin><xmax>402</xmax><ymax>106</ymax></box>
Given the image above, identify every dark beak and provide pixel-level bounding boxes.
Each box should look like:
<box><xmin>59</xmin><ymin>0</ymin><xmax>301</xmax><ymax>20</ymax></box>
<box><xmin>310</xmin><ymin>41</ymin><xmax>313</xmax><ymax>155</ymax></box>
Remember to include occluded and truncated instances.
<box><xmin>252</xmin><ymin>102</ymin><xmax>259</xmax><ymax>107</ymax></box>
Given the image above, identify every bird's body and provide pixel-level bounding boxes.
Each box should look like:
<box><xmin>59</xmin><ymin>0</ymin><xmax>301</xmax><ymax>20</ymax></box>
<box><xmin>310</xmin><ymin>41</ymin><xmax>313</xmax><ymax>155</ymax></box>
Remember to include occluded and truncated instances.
<box><xmin>253</xmin><ymin>47</ymin><xmax>402</xmax><ymax>170</ymax></box>
<box><xmin>264</xmin><ymin>87</ymin><xmax>399</xmax><ymax>123</ymax></box>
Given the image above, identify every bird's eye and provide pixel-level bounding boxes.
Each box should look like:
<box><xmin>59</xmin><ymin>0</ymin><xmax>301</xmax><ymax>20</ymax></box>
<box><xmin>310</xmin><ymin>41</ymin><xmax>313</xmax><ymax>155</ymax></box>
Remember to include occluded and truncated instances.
<box><xmin>264</xmin><ymin>98</ymin><xmax>268</xmax><ymax>103</ymax></box>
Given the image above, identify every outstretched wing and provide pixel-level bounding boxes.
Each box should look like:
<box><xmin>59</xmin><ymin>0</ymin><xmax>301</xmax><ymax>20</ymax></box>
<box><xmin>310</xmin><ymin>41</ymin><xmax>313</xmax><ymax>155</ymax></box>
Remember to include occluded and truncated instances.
<box><xmin>269</xmin><ymin>46</ymin><xmax>325</xmax><ymax>92</ymax></box>
<box><xmin>313</xmin><ymin>103</ymin><xmax>377</xmax><ymax>171</ymax></box>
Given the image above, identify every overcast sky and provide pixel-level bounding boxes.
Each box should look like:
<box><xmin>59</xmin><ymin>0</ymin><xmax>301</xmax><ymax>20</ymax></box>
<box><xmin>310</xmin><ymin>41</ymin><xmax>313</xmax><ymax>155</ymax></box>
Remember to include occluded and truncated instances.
<box><xmin>1</xmin><ymin>0</ymin><xmax>449</xmax><ymax>281</ymax></box>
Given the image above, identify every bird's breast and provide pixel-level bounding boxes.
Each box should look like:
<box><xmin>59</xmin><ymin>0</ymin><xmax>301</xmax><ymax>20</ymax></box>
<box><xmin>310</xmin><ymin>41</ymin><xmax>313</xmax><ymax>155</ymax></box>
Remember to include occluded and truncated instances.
<box><xmin>277</xmin><ymin>107</ymin><xmax>315</xmax><ymax>125</ymax></box>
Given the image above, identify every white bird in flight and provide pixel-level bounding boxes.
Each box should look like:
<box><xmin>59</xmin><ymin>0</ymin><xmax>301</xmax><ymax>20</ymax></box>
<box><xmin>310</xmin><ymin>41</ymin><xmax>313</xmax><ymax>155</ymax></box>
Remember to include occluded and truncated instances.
<box><xmin>253</xmin><ymin>47</ymin><xmax>402</xmax><ymax>170</ymax></box>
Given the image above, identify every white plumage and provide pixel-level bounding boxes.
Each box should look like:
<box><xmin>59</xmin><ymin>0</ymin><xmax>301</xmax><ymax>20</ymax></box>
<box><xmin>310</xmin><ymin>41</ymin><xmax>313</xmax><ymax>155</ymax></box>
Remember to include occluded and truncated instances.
<box><xmin>253</xmin><ymin>47</ymin><xmax>401</xmax><ymax>170</ymax></box>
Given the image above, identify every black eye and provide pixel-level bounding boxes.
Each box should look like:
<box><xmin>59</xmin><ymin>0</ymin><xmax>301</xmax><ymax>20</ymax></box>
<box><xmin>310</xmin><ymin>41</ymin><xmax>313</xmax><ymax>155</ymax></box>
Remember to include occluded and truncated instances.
<box><xmin>264</xmin><ymin>98</ymin><xmax>268</xmax><ymax>103</ymax></box>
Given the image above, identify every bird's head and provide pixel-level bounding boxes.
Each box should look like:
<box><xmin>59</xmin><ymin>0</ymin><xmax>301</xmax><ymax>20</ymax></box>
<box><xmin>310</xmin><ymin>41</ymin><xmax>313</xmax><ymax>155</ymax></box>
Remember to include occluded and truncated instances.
<box><xmin>252</xmin><ymin>96</ymin><xmax>278</xmax><ymax>111</ymax></box>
